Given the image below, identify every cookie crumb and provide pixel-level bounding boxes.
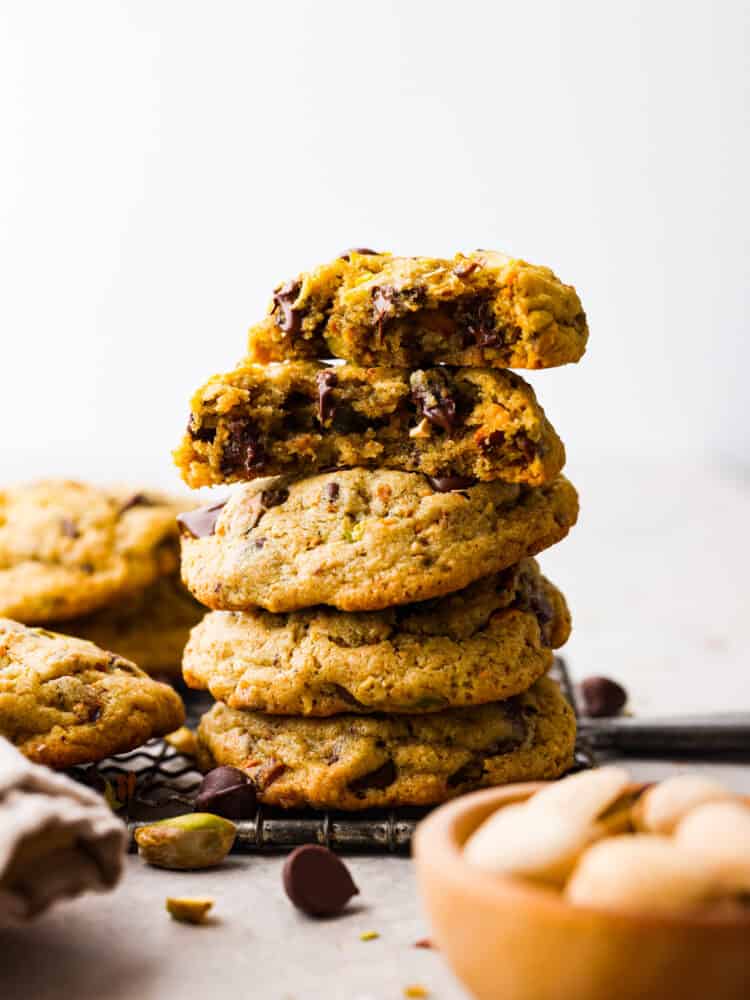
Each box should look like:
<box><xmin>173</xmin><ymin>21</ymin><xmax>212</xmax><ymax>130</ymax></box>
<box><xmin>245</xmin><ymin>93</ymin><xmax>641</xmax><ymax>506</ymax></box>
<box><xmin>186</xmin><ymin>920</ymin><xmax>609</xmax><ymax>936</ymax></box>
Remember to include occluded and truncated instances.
<box><xmin>414</xmin><ymin>937</ymin><xmax>434</xmax><ymax>949</ymax></box>
<box><xmin>360</xmin><ymin>930</ymin><xmax>380</xmax><ymax>941</ymax></box>
<box><xmin>404</xmin><ymin>986</ymin><xmax>430</xmax><ymax>998</ymax></box>
<box><xmin>166</xmin><ymin>897</ymin><xmax>214</xmax><ymax>924</ymax></box>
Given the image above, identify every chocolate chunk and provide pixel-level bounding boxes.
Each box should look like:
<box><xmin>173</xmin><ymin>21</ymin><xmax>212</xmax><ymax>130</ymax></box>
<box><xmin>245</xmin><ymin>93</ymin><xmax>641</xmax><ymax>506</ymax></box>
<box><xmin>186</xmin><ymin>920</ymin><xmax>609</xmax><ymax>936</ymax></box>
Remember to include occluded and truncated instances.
<box><xmin>316</xmin><ymin>370</ymin><xmax>338</xmax><ymax>424</ymax></box>
<box><xmin>463</xmin><ymin>298</ymin><xmax>500</xmax><ymax>348</ymax></box>
<box><xmin>410</xmin><ymin>370</ymin><xmax>457</xmax><ymax>434</ymax></box>
<box><xmin>282</xmin><ymin>845</ymin><xmax>359</xmax><ymax>917</ymax></box>
<box><xmin>515</xmin><ymin>569</ymin><xmax>555</xmax><ymax>645</ymax></box>
<box><xmin>579</xmin><ymin>676</ymin><xmax>627</xmax><ymax>718</ymax></box>
<box><xmin>177</xmin><ymin>500</ymin><xmax>227</xmax><ymax>539</ymax></box>
<box><xmin>187</xmin><ymin>416</ymin><xmax>217</xmax><ymax>443</ymax></box>
<box><xmin>271</xmin><ymin>278</ymin><xmax>303</xmax><ymax>334</ymax></box>
<box><xmin>447</xmin><ymin>757</ymin><xmax>484</xmax><ymax>788</ymax></box>
<box><xmin>478</xmin><ymin>430</ymin><xmax>505</xmax><ymax>452</ymax></box>
<box><xmin>339</xmin><ymin>247</ymin><xmax>378</xmax><ymax>260</ymax></box>
<box><xmin>222</xmin><ymin>417</ymin><xmax>264</xmax><ymax>476</ymax></box>
<box><xmin>325</xmin><ymin>482</ymin><xmax>340</xmax><ymax>501</ymax></box>
<box><xmin>483</xmin><ymin>702</ymin><xmax>528</xmax><ymax>754</ymax></box>
<box><xmin>260</xmin><ymin>487</ymin><xmax>289</xmax><ymax>509</ymax></box>
<box><xmin>425</xmin><ymin>475</ymin><xmax>477</xmax><ymax>492</ymax></box>
<box><xmin>88</xmin><ymin>704</ymin><xmax>102</xmax><ymax>723</ymax></box>
<box><xmin>60</xmin><ymin>517</ymin><xmax>79</xmax><ymax>539</ymax></box>
<box><xmin>349</xmin><ymin>760</ymin><xmax>397</xmax><ymax>794</ymax></box>
<box><xmin>195</xmin><ymin>766</ymin><xmax>257</xmax><ymax>820</ymax></box>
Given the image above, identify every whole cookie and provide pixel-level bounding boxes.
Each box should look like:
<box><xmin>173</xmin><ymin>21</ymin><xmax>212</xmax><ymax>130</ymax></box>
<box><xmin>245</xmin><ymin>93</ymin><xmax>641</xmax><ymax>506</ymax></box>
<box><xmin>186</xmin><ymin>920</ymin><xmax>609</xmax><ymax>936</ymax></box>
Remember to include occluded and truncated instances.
<box><xmin>0</xmin><ymin>618</ymin><xmax>185</xmax><ymax>768</ymax></box>
<box><xmin>183</xmin><ymin>560</ymin><xmax>571</xmax><ymax>715</ymax></box>
<box><xmin>0</xmin><ymin>481</ymin><xmax>187</xmax><ymax>623</ymax></box>
<box><xmin>196</xmin><ymin>676</ymin><xmax>576</xmax><ymax>810</ymax></box>
<box><xmin>175</xmin><ymin>361</ymin><xmax>565</xmax><ymax>489</ymax></box>
<box><xmin>247</xmin><ymin>250</ymin><xmax>588</xmax><ymax>370</ymax></box>
<box><xmin>63</xmin><ymin>574</ymin><xmax>204</xmax><ymax>676</ymax></box>
<box><xmin>179</xmin><ymin>470</ymin><xmax>579</xmax><ymax>613</ymax></box>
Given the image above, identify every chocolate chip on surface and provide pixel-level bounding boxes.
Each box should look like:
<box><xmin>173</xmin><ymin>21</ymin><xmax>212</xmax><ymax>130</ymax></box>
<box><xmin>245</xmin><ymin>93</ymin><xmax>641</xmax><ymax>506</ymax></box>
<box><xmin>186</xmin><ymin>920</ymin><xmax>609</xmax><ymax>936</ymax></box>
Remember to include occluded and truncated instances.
<box><xmin>579</xmin><ymin>676</ymin><xmax>628</xmax><ymax>718</ymax></box>
<box><xmin>271</xmin><ymin>278</ymin><xmax>303</xmax><ymax>334</ymax></box>
<box><xmin>177</xmin><ymin>501</ymin><xmax>227</xmax><ymax>539</ymax></box>
<box><xmin>315</xmin><ymin>370</ymin><xmax>338</xmax><ymax>424</ymax></box>
<box><xmin>349</xmin><ymin>760</ymin><xmax>397</xmax><ymax>794</ymax></box>
<box><xmin>194</xmin><ymin>766</ymin><xmax>257</xmax><ymax>820</ymax></box>
<box><xmin>425</xmin><ymin>475</ymin><xmax>477</xmax><ymax>492</ymax></box>
<box><xmin>282</xmin><ymin>845</ymin><xmax>359</xmax><ymax>917</ymax></box>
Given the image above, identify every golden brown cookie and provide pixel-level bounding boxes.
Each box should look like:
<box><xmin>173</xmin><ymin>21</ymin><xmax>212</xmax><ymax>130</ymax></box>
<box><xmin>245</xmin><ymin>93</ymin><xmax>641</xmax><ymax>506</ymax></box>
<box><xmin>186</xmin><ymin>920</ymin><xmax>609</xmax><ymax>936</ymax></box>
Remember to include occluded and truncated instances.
<box><xmin>196</xmin><ymin>676</ymin><xmax>576</xmax><ymax>810</ymax></box>
<box><xmin>183</xmin><ymin>560</ymin><xmax>570</xmax><ymax>714</ymax></box>
<box><xmin>175</xmin><ymin>361</ymin><xmax>565</xmax><ymax>488</ymax></box>
<box><xmin>246</xmin><ymin>250</ymin><xmax>588</xmax><ymax>369</ymax></box>
<box><xmin>0</xmin><ymin>618</ymin><xmax>185</xmax><ymax>768</ymax></box>
<box><xmin>63</xmin><ymin>575</ymin><xmax>204</xmax><ymax>677</ymax></box>
<box><xmin>179</xmin><ymin>470</ymin><xmax>578</xmax><ymax>613</ymax></box>
<box><xmin>0</xmin><ymin>481</ymin><xmax>187</xmax><ymax>623</ymax></box>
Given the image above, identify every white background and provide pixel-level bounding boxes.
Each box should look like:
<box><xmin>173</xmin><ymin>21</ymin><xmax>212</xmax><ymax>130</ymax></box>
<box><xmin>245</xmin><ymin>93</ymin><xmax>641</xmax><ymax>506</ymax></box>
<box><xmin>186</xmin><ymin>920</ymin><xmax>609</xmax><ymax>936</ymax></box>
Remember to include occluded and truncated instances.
<box><xmin>1</xmin><ymin>1</ymin><xmax>749</xmax><ymax>706</ymax></box>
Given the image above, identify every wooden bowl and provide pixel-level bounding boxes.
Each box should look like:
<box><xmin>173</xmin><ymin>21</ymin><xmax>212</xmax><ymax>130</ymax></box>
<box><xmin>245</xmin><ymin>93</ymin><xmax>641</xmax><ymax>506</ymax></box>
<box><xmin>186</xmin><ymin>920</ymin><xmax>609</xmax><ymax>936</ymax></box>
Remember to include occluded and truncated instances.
<box><xmin>413</xmin><ymin>783</ymin><xmax>750</xmax><ymax>1000</ymax></box>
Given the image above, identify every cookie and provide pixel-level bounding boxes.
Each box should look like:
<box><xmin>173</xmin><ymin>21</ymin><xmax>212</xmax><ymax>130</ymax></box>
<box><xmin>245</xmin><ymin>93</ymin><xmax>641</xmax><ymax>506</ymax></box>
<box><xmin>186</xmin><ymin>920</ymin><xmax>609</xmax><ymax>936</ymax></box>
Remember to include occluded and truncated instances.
<box><xmin>0</xmin><ymin>481</ymin><xmax>187</xmax><ymax>623</ymax></box>
<box><xmin>246</xmin><ymin>250</ymin><xmax>588</xmax><ymax>370</ymax></box>
<box><xmin>183</xmin><ymin>559</ymin><xmax>571</xmax><ymax>715</ymax></box>
<box><xmin>196</xmin><ymin>676</ymin><xmax>576</xmax><ymax>810</ymax></box>
<box><xmin>179</xmin><ymin>470</ymin><xmax>578</xmax><ymax>613</ymax></box>
<box><xmin>0</xmin><ymin>618</ymin><xmax>185</xmax><ymax>768</ymax></box>
<box><xmin>175</xmin><ymin>361</ymin><xmax>565</xmax><ymax>489</ymax></box>
<box><xmin>63</xmin><ymin>574</ymin><xmax>204</xmax><ymax>676</ymax></box>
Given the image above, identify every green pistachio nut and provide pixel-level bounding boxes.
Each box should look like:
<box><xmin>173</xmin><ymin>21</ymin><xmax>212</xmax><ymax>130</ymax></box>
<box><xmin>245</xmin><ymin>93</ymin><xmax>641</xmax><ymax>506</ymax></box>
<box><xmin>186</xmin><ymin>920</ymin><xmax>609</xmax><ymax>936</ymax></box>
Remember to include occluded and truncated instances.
<box><xmin>135</xmin><ymin>813</ymin><xmax>236</xmax><ymax>870</ymax></box>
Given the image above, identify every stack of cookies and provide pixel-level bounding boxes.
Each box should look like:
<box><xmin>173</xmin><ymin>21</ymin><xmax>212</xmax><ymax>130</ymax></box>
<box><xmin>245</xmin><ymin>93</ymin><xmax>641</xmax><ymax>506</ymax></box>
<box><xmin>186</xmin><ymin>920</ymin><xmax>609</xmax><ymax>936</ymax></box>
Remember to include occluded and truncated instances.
<box><xmin>175</xmin><ymin>250</ymin><xmax>586</xmax><ymax>810</ymax></box>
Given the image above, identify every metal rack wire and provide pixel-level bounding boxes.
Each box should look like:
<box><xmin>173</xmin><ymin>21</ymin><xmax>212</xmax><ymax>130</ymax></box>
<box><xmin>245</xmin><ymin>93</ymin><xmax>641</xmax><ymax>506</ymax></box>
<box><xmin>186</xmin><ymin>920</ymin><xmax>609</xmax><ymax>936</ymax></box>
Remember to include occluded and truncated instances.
<box><xmin>70</xmin><ymin>658</ymin><xmax>595</xmax><ymax>852</ymax></box>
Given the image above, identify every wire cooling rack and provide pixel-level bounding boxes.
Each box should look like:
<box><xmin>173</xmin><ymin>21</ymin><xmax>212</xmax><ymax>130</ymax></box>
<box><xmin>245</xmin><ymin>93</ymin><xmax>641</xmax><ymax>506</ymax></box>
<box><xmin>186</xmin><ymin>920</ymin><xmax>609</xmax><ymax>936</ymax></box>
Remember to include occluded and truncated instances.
<box><xmin>69</xmin><ymin>658</ymin><xmax>595</xmax><ymax>852</ymax></box>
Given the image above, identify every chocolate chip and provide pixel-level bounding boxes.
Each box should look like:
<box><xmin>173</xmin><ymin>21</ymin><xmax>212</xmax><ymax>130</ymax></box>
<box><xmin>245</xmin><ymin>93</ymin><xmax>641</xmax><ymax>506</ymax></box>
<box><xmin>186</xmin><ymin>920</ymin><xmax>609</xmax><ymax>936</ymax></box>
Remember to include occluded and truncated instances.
<box><xmin>222</xmin><ymin>417</ymin><xmax>264</xmax><ymax>476</ymax></box>
<box><xmin>348</xmin><ymin>760</ymin><xmax>396</xmax><ymax>794</ymax></box>
<box><xmin>282</xmin><ymin>845</ymin><xmax>359</xmax><ymax>917</ymax></box>
<box><xmin>60</xmin><ymin>517</ymin><xmax>79</xmax><ymax>539</ymax></box>
<box><xmin>260</xmin><ymin>488</ymin><xmax>289</xmax><ymax>509</ymax></box>
<box><xmin>325</xmin><ymin>482</ymin><xmax>340</xmax><ymax>501</ymax></box>
<box><xmin>253</xmin><ymin>537</ymin><xmax>266</xmax><ymax>549</ymax></box>
<box><xmin>515</xmin><ymin>569</ymin><xmax>555</xmax><ymax>645</ymax></box>
<box><xmin>447</xmin><ymin>757</ymin><xmax>484</xmax><ymax>788</ymax></box>
<box><xmin>579</xmin><ymin>676</ymin><xmax>627</xmax><ymax>718</ymax></box>
<box><xmin>453</xmin><ymin>260</ymin><xmax>480</xmax><ymax>278</ymax></box>
<box><xmin>316</xmin><ymin>370</ymin><xmax>338</xmax><ymax>425</ymax></box>
<box><xmin>463</xmin><ymin>298</ymin><xmax>500</xmax><ymax>348</ymax></box>
<box><xmin>339</xmin><ymin>247</ymin><xmax>378</xmax><ymax>260</ymax></box>
<box><xmin>410</xmin><ymin>370</ymin><xmax>457</xmax><ymax>434</ymax></box>
<box><xmin>425</xmin><ymin>475</ymin><xmax>477</xmax><ymax>492</ymax></box>
<box><xmin>271</xmin><ymin>278</ymin><xmax>303</xmax><ymax>334</ymax></box>
<box><xmin>177</xmin><ymin>500</ymin><xmax>227</xmax><ymax>539</ymax></box>
<box><xmin>478</xmin><ymin>430</ymin><xmax>505</xmax><ymax>452</ymax></box>
<box><xmin>194</xmin><ymin>766</ymin><xmax>257</xmax><ymax>820</ymax></box>
<box><xmin>88</xmin><ymin>704</ymin><xmax>102</xmax><ymax>723</ymax></box>
<box><xmin>187</xmin><ymin>416</ymin><xmax>217</xmax><ymax>443</ymax></box>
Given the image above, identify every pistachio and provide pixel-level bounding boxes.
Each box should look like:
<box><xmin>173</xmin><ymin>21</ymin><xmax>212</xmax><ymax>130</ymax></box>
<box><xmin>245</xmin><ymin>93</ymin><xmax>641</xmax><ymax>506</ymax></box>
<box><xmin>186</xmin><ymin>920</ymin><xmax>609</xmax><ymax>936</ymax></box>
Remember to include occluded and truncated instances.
<box><xmin>166</xmin><ymin>896</ymin><xmax>214</xmax><ymax>924</ymax></box>
<box><xmin>135</xmin><ymin>813</ymin><xmax>236</xmax><ymax>870</ymax></box>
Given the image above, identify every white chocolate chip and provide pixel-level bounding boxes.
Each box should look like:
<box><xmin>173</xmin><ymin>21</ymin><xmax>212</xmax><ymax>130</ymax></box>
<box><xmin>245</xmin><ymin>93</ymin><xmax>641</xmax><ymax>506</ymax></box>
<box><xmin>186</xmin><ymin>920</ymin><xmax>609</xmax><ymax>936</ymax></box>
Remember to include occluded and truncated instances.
<box><xmin>675</xmin><ymin>800</ymin><xmax>750</xmax><ymax>893</ymax></box>
<box><xmin>632</xmin><ymin>775</ymin><xmax>734</xmax><ymax>834</ymax></box>
<box><xmin>565</xmin><ymin>835</ymin><xmax>720</xmax><ymax>913</ymax></box>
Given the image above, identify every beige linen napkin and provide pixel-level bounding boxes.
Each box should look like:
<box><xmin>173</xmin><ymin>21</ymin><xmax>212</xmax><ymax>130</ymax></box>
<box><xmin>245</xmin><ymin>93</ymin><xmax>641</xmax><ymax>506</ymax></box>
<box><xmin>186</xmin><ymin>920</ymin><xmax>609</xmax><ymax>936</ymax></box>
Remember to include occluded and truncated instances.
<box><xmin>0</xmin><ymin>737</ymin><xmax>127</xmax><ymax>927</ymax></box>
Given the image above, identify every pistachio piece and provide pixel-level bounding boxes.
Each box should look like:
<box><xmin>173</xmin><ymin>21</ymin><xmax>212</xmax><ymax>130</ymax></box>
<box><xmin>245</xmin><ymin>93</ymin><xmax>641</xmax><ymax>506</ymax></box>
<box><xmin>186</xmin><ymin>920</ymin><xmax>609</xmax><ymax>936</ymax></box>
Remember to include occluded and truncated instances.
<box><xmin>135</xmin><ymin>813</ymin><xmax>236</xmax><ymax>870</ymax></box>
<box><xmin>632</xmin><ymin>775</ymin><xmax>734</xmax><ymax>834</ymax></box>
<box><xmin>166</xmin><ymin>896</ymin><xmax>214</xmax><ymax>924</ymax></box>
